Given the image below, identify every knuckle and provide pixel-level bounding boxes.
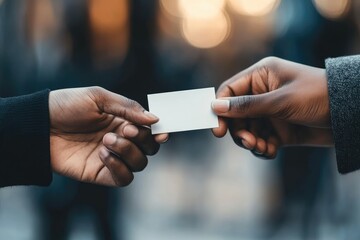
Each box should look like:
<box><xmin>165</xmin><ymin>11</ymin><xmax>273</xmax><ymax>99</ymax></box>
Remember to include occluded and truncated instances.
<box><xmin>217</xmin><ymin>82</ymin><xmax>229</xmax><ymax>94</ymax></box>
<box><xmin>89</xmin><ymin>86</ymin><xmax>105</xmax><ymax>96</ymax></box>
<box><xmin>260</xmin><ymin>56</ymin><xmax>279</xmax><ymax>67</ymax></box>
<box><xmin>121</xmin><ymin>98</ymin><xmax>144</xmax><ymax>117</ymax></box>
<box><xmin>125</xmin><ymin>98</ymin><xmax>141</xmax><ymax>109</ymax></box>
<box><xmin>88</xmin><ymin>86</ymin><xmax>107</xmax><ymax>109</ymax></box>
<box><xmin>258</xmin><ymin>56</ymin><xmax>282</xmax><ymax>75</ymax></box>
<box><xmin>231</xmin><ymin>96</ymin><xmax>254</xmax><ymax>113</ymax></box>
<box><xmin>217</xmin><ymin>80</ymin><xmax>236</xmax><ymax>98</ymax></box>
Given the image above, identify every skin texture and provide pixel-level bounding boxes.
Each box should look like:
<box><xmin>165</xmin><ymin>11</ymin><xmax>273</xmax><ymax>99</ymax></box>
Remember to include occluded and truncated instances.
<box><xmin>49</xmin><ymin>87</ymin><xmax>168</xmax><ymax>187</ymax></box>
<box><xmin>212</xmin><ymin>57</ymin><xmax>333</xmax><ymax>159</ymax></box>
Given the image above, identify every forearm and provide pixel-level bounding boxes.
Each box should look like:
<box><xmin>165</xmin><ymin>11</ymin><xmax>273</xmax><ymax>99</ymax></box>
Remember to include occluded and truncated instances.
<box><xmin>0</xmin><ymin>90</ymin><xmax>52</xmax><ymax>187</ymax></box>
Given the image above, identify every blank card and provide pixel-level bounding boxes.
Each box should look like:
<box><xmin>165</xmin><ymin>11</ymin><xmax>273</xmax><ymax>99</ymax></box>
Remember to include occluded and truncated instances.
<box><xmin>147</xmin><ymin>87</ymin><xmax>219</xmax><ymax>134</ymax></box>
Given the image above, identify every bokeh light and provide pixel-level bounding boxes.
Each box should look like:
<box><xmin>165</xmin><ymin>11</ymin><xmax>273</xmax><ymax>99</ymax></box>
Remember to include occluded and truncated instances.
<box><xmin>160</xmin><ymin>0</ymin><xmax>181</xmax><ymax>17</ymax></box>
<box><xmin>89</xmin><ymin>0</ymin><xmax>128</xmax><ymax>33</ymax></box>
<box><xmin>89</xmin><ymin>0</ymin><xmax>129</xmax><ymax>66</ymax></box>
<box><xmin>178</xmin><ymin>0</ymin><xmax>226</xmax><ymax>19</ymax></box>
<box><xmin>313</xmin><ymin>0</ymin><xmax>350</xmax><ymax>19</ymax></box>
<box><xmin>181</xmin><ymin>11</ymin><xmax>230</xmax><ymax>49</ymax></box>
<box><xmin>228</xmin><ymin>0</ymin><xmax>280</xmax><ymax>17</ymax></box>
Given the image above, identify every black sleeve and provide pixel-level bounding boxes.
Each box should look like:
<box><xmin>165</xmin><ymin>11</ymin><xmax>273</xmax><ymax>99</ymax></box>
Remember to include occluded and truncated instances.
<box><xmin>0</xmin><ymin>90</ymin><xmax>52</xmax><ymax>187</ymax></box>
<box><xmin>326</xmin><ymin>55</ymin><xmax>360</xmax><ymax>174</ymax></box>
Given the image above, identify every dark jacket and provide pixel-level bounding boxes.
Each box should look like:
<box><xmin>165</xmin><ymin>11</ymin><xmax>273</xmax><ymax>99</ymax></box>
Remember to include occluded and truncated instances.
<box><xmin>326</xmin><ymin>55</ymin><xmax>360</xmax><ymax>174</ymax></box>
<box><xmin>0</xmin><ymin>90</ymin><xmax>52</xmax><ymax>187</ymax></box>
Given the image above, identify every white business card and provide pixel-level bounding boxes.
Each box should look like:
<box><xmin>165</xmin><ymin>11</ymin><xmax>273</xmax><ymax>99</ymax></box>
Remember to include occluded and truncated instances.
<box><xmin>148</xmin><ymin>87</ymin><xmax>219</xmax><ymax>134</ymax></box>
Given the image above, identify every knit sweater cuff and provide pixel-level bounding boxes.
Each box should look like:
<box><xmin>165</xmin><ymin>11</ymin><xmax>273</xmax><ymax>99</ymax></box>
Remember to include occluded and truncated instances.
<box><xmin>326</xmin><ymin>55</ymin><xmax>360</xmax><ymax>174</ymax></box>
<box><xmin>0</xmin><ymin>90</ymin><xmax>52</xmax><ymax>187</ymax></box>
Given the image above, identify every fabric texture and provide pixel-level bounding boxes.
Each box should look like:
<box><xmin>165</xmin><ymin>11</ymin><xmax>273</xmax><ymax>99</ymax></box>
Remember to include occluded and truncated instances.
<box><xmin>326</xmin><ymin>55</ymin><xmax>360</xmax><ymax>174</ymax></box>
<box><xmin>0</xmin><ymin>90</ymin><xmax>52</xmax><ymax>187</ymax></box>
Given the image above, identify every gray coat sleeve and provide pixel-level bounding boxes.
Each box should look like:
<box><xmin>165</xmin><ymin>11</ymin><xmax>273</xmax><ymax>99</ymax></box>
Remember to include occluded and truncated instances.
<box><xmin>326</xmin><ymin>55</ymin><xmax>360</xmax><ymax>174</ymax></box>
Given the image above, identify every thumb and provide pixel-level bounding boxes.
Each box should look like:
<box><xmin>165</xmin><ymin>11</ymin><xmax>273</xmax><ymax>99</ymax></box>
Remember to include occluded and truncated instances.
<box><xmin>92</xmin><ymin>87</ymin><xmax>159</xmax><ymax>126</ymax></box>
<box><xmin>211</xmin><ymin>93</ymin><xmax>276</xmax><ymax>118</ymax></box>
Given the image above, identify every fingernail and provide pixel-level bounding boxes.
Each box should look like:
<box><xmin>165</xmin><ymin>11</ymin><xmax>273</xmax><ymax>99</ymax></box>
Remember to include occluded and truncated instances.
<box><xmin>252</xmin><ymin>151</ymin><xmax>269</xmax><ymax>160</ymax></box>
<box><xmin>123</xmin><ymin>125</ymin><xmax>139</xmax><ymax>138</ymax></box>
<box><xmin>159</xmin><ymin>134</ymin><xmax>169</xmax><ymax>143</ymax></box>
<box><xmin>234</xmin><ymin>138</ymin><xmax>245</xmax><ymax>148</ymax></box>
<box><xmin>212</xmin><ymin>100</ymin><xmax>230</xmax><ymax>113</ymax></box>
<box><xmin>242</xmin><ymin>139</ymin><xmax>252</xmax><ymax>149</ymax></box>
<box><xmin>103</xmin><ymin>133</ymin><xmax>117</xmax><ymax>146</ymax></box>
<box><xmin>144</xmin><ymin>110</ymin><xmax>159</xmax><ymax>120</ymax></box>
<box><xmin>253</xmin><ymin>150</ymin><xmax>263</xmax><ymax>155</ymax></box>
<box><xmin>99</xmin><ymin>148</ymin><xmax>109</xmax><ymax>159</ymax></box>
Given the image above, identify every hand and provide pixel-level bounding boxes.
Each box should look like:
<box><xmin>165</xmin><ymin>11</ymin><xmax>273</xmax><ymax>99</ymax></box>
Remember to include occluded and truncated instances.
<box><xmin>212</xmin><ymin>57</ymin><xmax>333</xmax><ymax>158</ymax></box>
<box><xmin>49</xmin><ymin>87</ymin><xmax>168</xmax><ymax>187</ymax></box>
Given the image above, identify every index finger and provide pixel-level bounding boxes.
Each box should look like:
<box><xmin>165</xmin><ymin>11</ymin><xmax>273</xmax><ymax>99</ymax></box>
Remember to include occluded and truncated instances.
<box><xmin>216</xmin><ymin>68</ymin><xmax>254</xmax><ymax>98</ymax></box>
<box><xmin>90</xmin><ymin>87</ymin><xmax>160</xmax><ymax>126</ymax></box>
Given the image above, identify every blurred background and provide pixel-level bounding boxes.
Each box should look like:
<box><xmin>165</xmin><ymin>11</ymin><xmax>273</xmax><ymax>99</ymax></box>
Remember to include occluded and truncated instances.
<box><xmin>1</xmin><ymin>0</ymin><xmax>360</xmax><ymax>239</ymax></box>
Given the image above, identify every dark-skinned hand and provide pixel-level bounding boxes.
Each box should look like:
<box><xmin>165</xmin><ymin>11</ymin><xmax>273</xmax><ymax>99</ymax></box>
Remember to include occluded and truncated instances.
<box><xmin>212</xmin><ymin>57</ymin><xmax>333</xmax><ymax>159</ymax></box>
